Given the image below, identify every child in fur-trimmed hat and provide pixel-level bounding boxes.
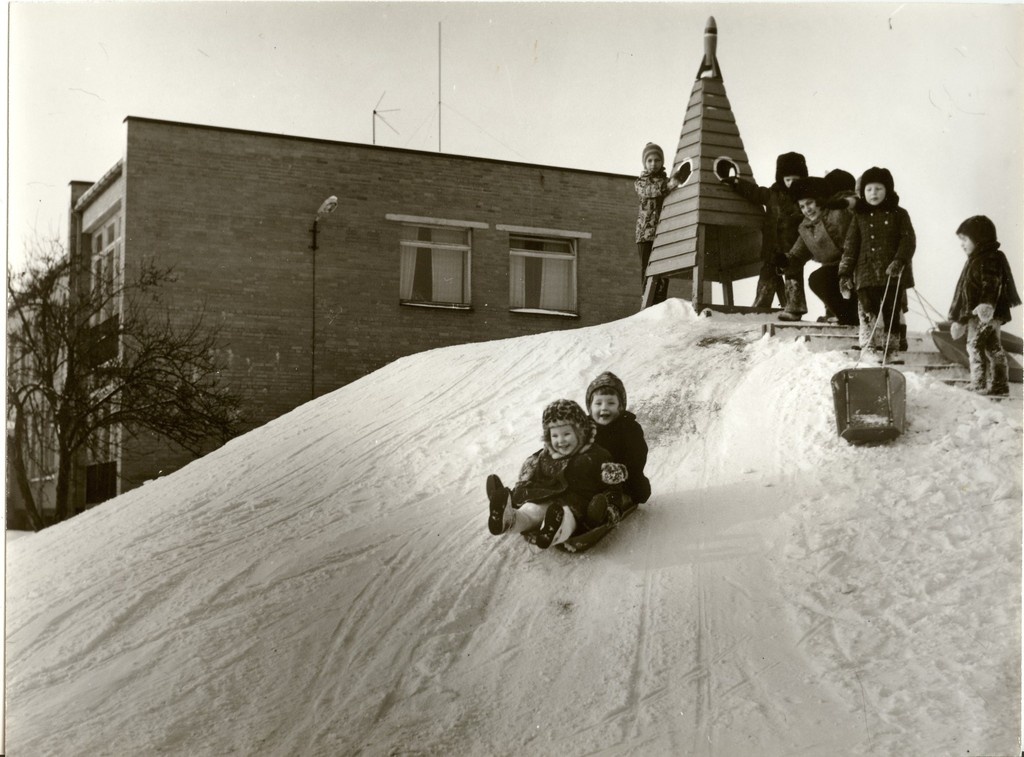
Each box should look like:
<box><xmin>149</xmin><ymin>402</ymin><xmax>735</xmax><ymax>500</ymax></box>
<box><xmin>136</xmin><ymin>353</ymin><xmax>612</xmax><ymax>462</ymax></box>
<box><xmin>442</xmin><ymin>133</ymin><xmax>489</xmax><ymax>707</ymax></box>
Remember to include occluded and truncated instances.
<box><xmin>838</xmin><ymin>166</ymin><xmax>916</xmax><ymax>358</ymax></box>
<box><xmin>583</xmin><ymin>372</ymin><xmax>650</xmax><ymax>527</ymax></box>
<box><xmin>485</xmin><ymin>399</ymin><xmax>625</xmax><ymax>549</ymax></box>
<box><xmin>947</xmin><ymin>215</ymin><xmax>1021</xmax><ymax>395</ymax></box>
<box><xmin>635</xmin><ymin>142</ymin><xmax>686</xmax><ymax>307</ymax></box>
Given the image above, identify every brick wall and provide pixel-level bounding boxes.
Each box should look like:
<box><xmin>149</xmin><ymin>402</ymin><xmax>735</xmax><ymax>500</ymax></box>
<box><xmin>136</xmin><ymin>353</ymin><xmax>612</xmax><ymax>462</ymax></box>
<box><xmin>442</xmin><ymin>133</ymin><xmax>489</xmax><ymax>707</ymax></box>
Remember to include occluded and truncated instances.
<box><xmin>113</xmin><ymin>118</ymin><xmax>641</xmax><ymax>490</ymax></box>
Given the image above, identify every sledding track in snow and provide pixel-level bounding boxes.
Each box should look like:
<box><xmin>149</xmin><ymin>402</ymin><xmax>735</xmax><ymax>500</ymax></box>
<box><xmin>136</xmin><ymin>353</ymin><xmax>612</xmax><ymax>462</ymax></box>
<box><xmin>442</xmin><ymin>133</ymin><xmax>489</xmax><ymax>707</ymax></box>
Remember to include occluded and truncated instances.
<box><xmin>6</xmin><ymin>300</ymin><xmax>1020</xmax><ymax>756</ymax></box>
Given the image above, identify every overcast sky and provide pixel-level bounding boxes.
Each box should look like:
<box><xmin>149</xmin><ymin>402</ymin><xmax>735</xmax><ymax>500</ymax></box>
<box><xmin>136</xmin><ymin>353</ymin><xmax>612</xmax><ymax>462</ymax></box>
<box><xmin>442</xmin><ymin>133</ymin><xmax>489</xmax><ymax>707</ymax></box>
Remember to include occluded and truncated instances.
<box><xmin>6</xmin><ymin>1</ymin><xmax>1023</xmax><ymax>333</ymax></box>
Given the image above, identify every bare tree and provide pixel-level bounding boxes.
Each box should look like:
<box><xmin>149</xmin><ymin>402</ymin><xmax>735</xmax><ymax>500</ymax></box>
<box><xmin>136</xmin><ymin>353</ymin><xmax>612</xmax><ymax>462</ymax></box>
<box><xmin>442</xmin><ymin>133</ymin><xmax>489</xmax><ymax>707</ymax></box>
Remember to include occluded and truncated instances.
<box><xmin>7</xmin><ymin>238</ymin><xmax>245</xmax><ymax>529</ymax></box>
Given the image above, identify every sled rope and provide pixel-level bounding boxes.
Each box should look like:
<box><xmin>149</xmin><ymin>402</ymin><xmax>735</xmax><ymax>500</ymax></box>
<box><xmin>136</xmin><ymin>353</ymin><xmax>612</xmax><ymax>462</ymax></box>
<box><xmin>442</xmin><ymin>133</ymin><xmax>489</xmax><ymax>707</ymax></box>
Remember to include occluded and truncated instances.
<box><xmin>856</xmin><ymin>269</ymin><xmax>903</xmax><ymax>368</ymax></box>
<box><xmin>911</xmin><ymin>287</ymin><xmax>946</xmax><ymax>329</ymax></box>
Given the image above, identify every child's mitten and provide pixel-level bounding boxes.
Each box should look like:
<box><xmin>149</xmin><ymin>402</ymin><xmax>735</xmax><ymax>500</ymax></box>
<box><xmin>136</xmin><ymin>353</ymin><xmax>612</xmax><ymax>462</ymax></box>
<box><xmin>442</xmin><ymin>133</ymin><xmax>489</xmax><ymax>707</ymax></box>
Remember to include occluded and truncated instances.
<box><xmin>950</xmin><ymin>321</ymin><xmax>966</xmax><ymax>340</ymax></box>
<box><xmin>601</xmin><ymin>462</ymin><xmax>628</xmax><ymax>485</ymax></box>
<box><xmin>839</xmin><ymin>276</ymin><xmax>854</xmax><ymax>299</ymax></box>
<box><xmin>973</xmin><ymin>303</ymin><xmax>995</xmax><ymax>323</ymax></box>
<box><xmin>885</xmin><ymin>260</ymin><xmax>903</xmax><ymax>277</ymax></box>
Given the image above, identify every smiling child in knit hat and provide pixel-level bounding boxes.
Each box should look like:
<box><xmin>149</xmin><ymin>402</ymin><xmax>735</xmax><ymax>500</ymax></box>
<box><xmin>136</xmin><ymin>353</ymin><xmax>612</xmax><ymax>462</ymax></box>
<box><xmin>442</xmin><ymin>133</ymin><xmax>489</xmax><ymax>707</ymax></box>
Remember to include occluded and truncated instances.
<box><xmin>485</xmin><ymin>399</ymin><xmax>626</xmax><ymax>549</ymax></box>
<box><xmin>583</xmin><ymin>372</ymin><xmax>651</xmax><ymax>525</ymax></box>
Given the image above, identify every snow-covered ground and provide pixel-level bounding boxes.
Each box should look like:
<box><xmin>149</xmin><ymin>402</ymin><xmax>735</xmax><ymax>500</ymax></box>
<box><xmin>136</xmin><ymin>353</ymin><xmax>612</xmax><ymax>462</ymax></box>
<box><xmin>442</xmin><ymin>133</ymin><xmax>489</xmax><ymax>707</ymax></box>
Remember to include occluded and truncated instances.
<box><xmin>5</xmin><ymin>300</ymin><xmax>1021</xmax><ymax>756</ymax></box>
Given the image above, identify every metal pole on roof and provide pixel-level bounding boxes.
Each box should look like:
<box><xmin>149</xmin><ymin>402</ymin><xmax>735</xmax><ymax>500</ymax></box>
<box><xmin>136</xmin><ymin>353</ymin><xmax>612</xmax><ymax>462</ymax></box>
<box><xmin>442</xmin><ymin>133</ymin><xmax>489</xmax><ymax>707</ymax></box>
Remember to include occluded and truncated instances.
<box><xmin>438</xmin><ymin>22</ymin><xmax>442</xmax><ymax>152</ymax></box>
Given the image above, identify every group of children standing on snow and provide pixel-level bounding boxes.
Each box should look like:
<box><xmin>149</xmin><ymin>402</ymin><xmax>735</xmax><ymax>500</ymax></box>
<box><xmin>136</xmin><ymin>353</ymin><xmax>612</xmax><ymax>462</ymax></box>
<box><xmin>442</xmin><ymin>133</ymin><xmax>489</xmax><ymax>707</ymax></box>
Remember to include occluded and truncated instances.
<box><xmin>634</xmin><ymin>144</ymin><xmax>1021</xmax><ymax>397</ymax></box>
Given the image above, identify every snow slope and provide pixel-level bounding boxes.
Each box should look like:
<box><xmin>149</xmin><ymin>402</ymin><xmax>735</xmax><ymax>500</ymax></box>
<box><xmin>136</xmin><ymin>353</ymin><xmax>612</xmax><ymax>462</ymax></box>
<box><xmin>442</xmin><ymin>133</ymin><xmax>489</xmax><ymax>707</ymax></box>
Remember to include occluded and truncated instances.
<box><xmin>6</xmin><ymin>300</ymin><xmax>1021</xmax><ymax>756</ymax></box>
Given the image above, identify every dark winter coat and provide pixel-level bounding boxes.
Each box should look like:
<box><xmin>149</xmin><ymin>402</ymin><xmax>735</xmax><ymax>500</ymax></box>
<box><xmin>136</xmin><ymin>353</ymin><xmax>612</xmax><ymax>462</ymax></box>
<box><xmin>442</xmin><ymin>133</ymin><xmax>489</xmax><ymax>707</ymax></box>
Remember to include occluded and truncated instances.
<box><xmin>593</xmin><ymin>411</ymin><xmax>651</xmax><ymax>504</ymax></box>
<box><xmin>634</xmin><ymin>169</ymin><xmax>673</xmax><ymax>243</ymax></box>
<box><xmin>511</xmin><ymin>436</ymin><xmax>624</xmax><ymax>521</ymax></box>
<box><xmin>785</xmin><ymin>207</ymin><xmax>854</xmax><ymax>273</ymax></box>
<box><xmin>731</xmin><ymin>180</ymin><xmax>803</xmax><ymax>267</ymax></box>
<box><xmin>948</xmin><ymin>241</ymin><xmax>1022</xmax><ymax>325</ymax></box>
<box><xmin>839</xmin><ymin>204</ymin><xmax>916</xmax><ymax>290</ymax></box>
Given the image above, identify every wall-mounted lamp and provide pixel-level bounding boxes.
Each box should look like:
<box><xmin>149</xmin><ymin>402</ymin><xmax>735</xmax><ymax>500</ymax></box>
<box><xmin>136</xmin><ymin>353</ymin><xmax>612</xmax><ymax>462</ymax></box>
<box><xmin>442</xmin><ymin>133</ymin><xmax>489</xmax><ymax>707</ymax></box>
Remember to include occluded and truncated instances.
<box><xmin>309</xmin><ymin>195</ymin><xmax>337</xmax><ymax>400</ymax></box>
<box><xmin>310</xmin><ymin>195</ymin><xmax>338</xmax><ymax>251</ymax></box>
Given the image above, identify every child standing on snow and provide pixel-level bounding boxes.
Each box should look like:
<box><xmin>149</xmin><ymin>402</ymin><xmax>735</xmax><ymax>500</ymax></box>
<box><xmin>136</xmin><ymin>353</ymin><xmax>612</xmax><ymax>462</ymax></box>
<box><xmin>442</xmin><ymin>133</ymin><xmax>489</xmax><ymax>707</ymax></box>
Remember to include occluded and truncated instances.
<box><xmin>635</xmin><ymin>142</ymin><xmax>682</xmax><ymax>305</ymax></box>
<box><xmin>583</xmin><ymin>372</ymin><xmax>651</xmax><ymax>526</ymax></box>
<box><xmin>838</xmin><ymin>166</ymin><xmax>916</xmax><ymax>357</ymax></box>
<box><xmin>947</xmin><ymin>215</ymin><xmax>1022</xmax><ymax>396</ymax></box>
<box><xmin>486</xmin><ymin>399</ymin><xmax>626</xmax><ymax>549</ymax></box>
<box><xmin>725</xmin><ymin>151</ymin><xmax>809</xmax><ymax>314</ymax></box>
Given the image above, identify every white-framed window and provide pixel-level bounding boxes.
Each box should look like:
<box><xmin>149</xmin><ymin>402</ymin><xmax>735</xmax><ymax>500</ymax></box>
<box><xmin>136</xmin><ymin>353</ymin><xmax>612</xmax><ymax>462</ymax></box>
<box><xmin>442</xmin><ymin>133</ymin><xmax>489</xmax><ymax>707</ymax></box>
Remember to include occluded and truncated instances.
<box><xmin>90</xmin><ymin>215</ymin><xmax>122</xmax><ymax>325</ymax></box>
<box><xmin>713</xmin><ymin>156</ymin><xmax>740</xmax><ymax>181</ymax></box>
<box><xmin>674</xmin><ymin>157</ymin><xmax>695</xmax><ymax>186</ymax></box>
<box><xmin>507</xmin><ymin>234</ymin><xmax>578</xmax><ymax>315</ymax></box>
<box><xmin>397</xmin><ymin>223</ymin><xmax>473</xmax><ymax>309</ymax></box>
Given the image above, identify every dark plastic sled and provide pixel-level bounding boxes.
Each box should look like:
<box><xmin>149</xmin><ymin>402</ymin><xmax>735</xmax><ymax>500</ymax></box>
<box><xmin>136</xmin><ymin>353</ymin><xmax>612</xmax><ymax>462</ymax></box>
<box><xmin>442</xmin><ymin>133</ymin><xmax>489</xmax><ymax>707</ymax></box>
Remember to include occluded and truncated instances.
<box><xmin>929</xmin><ymin>324</ymin><xmax>1022</xmax><ymax>383</ymax></box>
<box><xmin>831</xmin><ymin>367</ymin><xmax>906</xmax><ymax>445</ymax></box>
<box><xmin>522</xmin><ymin>504</ymin><xmax>638</xmax><ymax>553</ymax></box>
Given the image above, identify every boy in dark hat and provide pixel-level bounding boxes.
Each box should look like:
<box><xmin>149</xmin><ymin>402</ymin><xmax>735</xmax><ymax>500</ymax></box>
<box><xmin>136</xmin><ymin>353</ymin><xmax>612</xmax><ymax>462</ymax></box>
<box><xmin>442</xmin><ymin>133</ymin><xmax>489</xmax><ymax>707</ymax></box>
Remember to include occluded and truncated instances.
<box><xmin>485</xmin><ymin>399</ymin><xmax>625</xmax><ymax>549</ymax></box>
<box><xmin>838</xmin><ymin>167</ymin><xmax>916</xmax><ymax>358</ymax></box>
<box><xmin>948</xmin><ymin>215</ymin><xmax>1021</xmax><ymax>395</ymax></box>
<box><xmin>583</xmin><ymin>372</ymin><xmax>651</xmax><ymax>525</ymax></box>
<box><xmin>635</xmin><ymin>142</ymin><xmax>683</xmax><ymax>306</ymax></box>
<box><xmin>782</xmin><ymin>176</ymin><xmax>858</xmax><ymax>325</ymax></box>
<box><xmin>726</xmin><ymin>151</ymin><xmax>809</xmax><ymax>312</ymax></box>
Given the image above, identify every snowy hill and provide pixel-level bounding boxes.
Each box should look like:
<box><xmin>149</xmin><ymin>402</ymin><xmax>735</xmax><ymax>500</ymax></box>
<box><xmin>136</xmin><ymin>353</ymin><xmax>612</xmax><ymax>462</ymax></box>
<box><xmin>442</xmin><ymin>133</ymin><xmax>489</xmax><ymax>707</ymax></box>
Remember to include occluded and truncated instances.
<box><xmin>6</xmin><ymin>300</ymin><xmax>1021</xmax><ymax>756</ymax></box>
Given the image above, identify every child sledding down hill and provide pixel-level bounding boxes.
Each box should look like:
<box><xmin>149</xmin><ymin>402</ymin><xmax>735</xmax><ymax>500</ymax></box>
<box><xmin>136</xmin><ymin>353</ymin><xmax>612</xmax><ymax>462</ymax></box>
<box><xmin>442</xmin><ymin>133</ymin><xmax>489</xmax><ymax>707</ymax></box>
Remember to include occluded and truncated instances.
<box><xmin>486</xmin><ymin>399</ymin><xmax>626</xmax><ymax>549</ymax></box>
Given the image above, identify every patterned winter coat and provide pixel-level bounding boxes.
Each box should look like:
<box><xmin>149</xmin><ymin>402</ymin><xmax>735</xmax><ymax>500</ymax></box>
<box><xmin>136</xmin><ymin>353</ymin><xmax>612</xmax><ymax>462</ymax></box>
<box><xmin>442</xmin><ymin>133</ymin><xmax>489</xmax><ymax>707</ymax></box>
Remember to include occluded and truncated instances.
<box><xmin>635</xmin><ymin>169</ymin><xmax>673</xmax><ymax>243</ymax></box>
<box><xmin>511</xmin><ymin>432</ymin><xmax>626</xmax><ymax>520</ymax></box>
<box><xmin>731</xmin><ymin>180</ymin><xmax>803</xmax><ymax>266</ymax></box>
<box><xmin>785</xmin><ymin>207</ymin><xmax>854</xmax><ymax>274</ymax></box>
<box><xmin>839</xmin><ymin>201</ymin><xmax>916</xmax><ymax>290</ymax></box>
<box><xmin>948</xmin><ymin>240</ymin><xmax>1022</xmax><ymax>325</ymax></box>
<box><xmin>593</xmin><ymin>411</ymin><xmax>651</xmax><ymax>504</ymax></box>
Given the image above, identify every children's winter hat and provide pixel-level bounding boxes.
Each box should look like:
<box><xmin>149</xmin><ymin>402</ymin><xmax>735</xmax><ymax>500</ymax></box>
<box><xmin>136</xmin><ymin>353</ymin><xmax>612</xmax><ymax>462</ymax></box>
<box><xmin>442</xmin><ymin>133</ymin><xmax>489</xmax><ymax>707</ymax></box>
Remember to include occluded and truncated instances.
<box><xmin>774</xmin><ymin>152</ymin><xmax>808</xmax><ymax>183</ymax></box>
<box><xmin>586</xmin><ymin>371</ymin><xmax>628</xmax><ymax>411</ymax></box>
<box><xmin>955</xmin><ymin>215</ymin><xmax>998</xmax><ymax>246</ymax></box>
<box><xmin>542</xmin><ymin>399</ymin><xmax>595</xmax><ymax>444</ymax></box>
<box><xmin>789</xmin><ymin>177</ymin><xmax>829</xmax><ymax>203</ymax></box>
<box><xmin>858</xmin><ymin>166</ymin><xmax>894</xmax><ymax>195</ymax></box>
<box><xmin>823</xmin><ymin>168</ymin><xmax>856</xmax><ymax>195</ymax></box>
<box><xmin>642</xmin><ymin>142</ymin><xmax>665</xmax><ymax>166</ymax></box>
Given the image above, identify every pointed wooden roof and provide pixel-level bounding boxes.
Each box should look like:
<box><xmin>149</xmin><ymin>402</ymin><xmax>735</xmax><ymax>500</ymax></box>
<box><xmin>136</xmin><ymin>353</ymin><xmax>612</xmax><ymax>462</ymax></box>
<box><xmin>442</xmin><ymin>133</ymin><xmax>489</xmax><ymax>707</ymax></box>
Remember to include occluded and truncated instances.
<box><xmin>647</xmin><ymin>18</ymin><xmax>764</xmax><ymax>278</ymax></box>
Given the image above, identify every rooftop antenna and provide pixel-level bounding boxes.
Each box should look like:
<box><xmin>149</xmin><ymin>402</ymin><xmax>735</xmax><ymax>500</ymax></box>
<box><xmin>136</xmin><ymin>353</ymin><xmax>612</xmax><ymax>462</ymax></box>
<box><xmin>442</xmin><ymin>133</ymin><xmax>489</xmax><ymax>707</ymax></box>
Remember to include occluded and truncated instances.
<box><xmin>372</xmin><ymin>92</ymin><xmax>400</xmax><ymax>145</ymax></box>
<box><xmin>438</xmin><ymin>22</ymin><xmax>442</xmax><ymax>152</ymax></box>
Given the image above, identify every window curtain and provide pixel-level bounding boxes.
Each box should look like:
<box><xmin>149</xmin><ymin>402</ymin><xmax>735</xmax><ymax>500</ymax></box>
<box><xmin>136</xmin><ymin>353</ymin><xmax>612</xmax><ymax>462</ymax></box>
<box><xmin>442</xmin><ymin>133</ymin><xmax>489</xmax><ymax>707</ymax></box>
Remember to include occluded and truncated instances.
<box><xmin>431</xmin><ymin>248</ymin><xmax>464</xmax><ymax>303</ymax></box>
<box><xmin>399</xmin><ymin>247</ymin><xmax>417</xmax><ymax>299</ymax></box>
<box><xmin>538</xmin><ymin>258</ymin><xmax>574</xmax><ymax>310</ymax></box>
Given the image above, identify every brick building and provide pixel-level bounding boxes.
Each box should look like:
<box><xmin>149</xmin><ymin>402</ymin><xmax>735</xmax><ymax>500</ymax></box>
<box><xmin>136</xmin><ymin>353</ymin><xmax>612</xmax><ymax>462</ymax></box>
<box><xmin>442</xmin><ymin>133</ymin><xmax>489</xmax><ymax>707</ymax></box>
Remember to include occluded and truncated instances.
<box><xmin>15</xmin><ymin>116</ymin><xmax>648</xmax><ymax>519</ymax></box>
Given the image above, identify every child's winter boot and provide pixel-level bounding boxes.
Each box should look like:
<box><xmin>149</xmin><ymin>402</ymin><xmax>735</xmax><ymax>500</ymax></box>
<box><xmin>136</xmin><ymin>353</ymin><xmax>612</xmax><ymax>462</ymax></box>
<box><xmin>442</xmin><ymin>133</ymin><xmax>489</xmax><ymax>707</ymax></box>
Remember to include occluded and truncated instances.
<box><xmin>987</xmin><ymin>361</ymin><xmax>1010</xmax><ymax>396</ymax></box>
<box><xmin>535</xmin><ymin>506</ymin><xmax>577</xmax><ymax>549</ymax></box>
<box><xmin>486</xmin><ymin>474</ymin><xmax>515</xmax><ymax>535</ymax></box>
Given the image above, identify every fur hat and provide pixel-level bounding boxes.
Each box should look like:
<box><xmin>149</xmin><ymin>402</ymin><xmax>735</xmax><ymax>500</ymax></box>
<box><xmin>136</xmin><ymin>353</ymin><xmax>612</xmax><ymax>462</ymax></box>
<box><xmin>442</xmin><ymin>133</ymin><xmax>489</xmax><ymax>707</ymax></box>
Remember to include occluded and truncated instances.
<box><xmin>586</xmin><ymin>371</ymin><xmax>627</xmax><ymax>411</ymax></box>
<box><xmin>789</xmin><ymin>177</ymin><xmax>829</xmax><ymax>203</ymax></box>
<box><xmin>955</xmin><ymin>215</ymin><xmax>998</xmax><ymax>246</ymax></box>
<box><xmin>775</xmin><ymin>152</ymin><xmax>808</xmax><ymax>184</ymax></box>
<box><xmin>856</xmin><ymin>166</ymin><xmax>900</xmax><ymax>209</ymax></box>
<box><xmin>642</xmin><ymin>142</ymin><xmax>664</xmax><ymax>166</ymax></box>
<box><xmin>824</xmin><ymin>168</ymin><xmax>856</xmax><ymax>195</ymax></box>
<box><xmin>542</xmin><ymin>399</ymin><xmax>595</xmax><ymax>449</ymax></box>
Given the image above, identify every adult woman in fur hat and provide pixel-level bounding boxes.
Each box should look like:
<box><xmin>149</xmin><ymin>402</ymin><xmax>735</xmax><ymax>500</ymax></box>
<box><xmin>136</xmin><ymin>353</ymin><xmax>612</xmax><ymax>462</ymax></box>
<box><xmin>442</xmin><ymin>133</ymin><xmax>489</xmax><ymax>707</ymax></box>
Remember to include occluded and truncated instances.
<box><xmin>838</xmin><ymin>166</ymin><xmax>916</xmax><ymax>356</ymax></box>
<box><xmin>782</xmin><ymin>176</ymin><xmax>858</xmax><ymax>325</ymax></box>
<box><xmin>726</xmin><ymin>151</ymin><xmax>809</xmax><ymax>311</ymax></box>
<box><xmin>485</xmin><ymin>399</ymin><xmax>625</xmax><ymax>549</ymax></box>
